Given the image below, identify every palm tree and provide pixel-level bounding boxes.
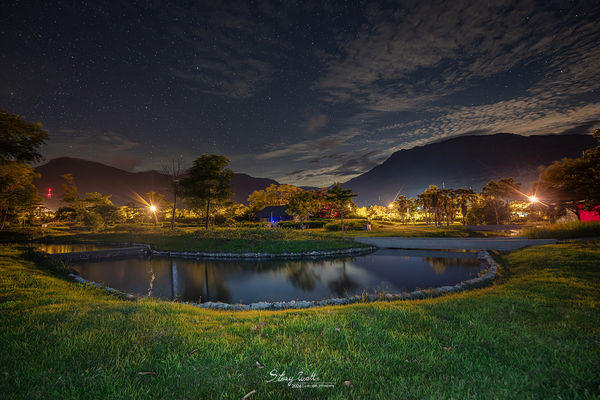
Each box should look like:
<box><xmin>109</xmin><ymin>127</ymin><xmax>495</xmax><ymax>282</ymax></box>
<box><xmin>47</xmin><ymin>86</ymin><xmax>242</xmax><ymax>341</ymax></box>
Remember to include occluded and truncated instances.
<box><xmin>326</xmin><ymin>183</ymin><xmax>357</xmax><ymax>234</ymax></box>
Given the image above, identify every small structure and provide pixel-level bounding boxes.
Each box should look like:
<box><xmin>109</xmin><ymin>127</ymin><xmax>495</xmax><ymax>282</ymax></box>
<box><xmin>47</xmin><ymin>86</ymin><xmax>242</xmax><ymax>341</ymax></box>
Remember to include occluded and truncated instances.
<box><xmin>255</xmin><ymin>205</ymin><xmax>292</xmax><ymax>224</ymax></box>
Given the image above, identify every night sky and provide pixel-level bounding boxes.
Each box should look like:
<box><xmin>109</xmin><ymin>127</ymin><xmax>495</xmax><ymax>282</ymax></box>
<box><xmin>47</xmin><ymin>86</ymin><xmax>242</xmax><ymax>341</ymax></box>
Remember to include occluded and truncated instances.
<box><xmin>1</xmin><ymin>0</ymin><xmax>599</xmax><ymax>186</ymax></box>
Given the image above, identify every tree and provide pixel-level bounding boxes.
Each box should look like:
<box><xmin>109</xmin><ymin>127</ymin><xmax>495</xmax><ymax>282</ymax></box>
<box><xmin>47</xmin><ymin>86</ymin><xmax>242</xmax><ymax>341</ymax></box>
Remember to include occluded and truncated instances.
<box><xmin>454</xmin><ymin>188</ymin><xmax>478</xmax><ymax>225</ymax></box>
<box><xmin>162</xmin><ymin>157</ymin><xmax>184</xmax><ymax>230</ymax></box>
<box><xmin>287</xmin><ymin>191</ymin><xmax>318</xmax><ymax>222</ymax></box>
<box><xmin>418</xmin><ymin>185</ymin><xmax>440</xmax><ymax>225</ymax></box>
<box><xmin>537</xmin><ymin>130</ymin><xmax>600</xmax><ymax>218</ymax></box>
<box><xmin>84</xmin><ymin>192</ymin><xmax>125</xmax><ymax>226</ymax></box>
<box><xmin>481</xmin><ymin>178</ymin><xmax>521</xmax><ymax>225</ymax></box>
<box><xmin>0</xmin><ymin>110</ymin><xmax>48</xmax><ymax>229</ymax></box>
<box><xmin>61</xmin><ymin>173</ymin><xmax>84</xmax><ymax>219</ymax></box>
<box><xmin>391</xmin><ymin>195</ymin><xmax>409</xmax><ymax>223</ymax></box>
<box><xmin>0</xmin><ymin>162</ymin><xmax>41</xmax><ymax>229</ymax></box>
<box><xmin>247</xmin><ymin>184</ymin><xmax>303</xmax><ymax>212</ymax></box>
<box><xmin>181</xmin><ymin>155</ymin><xmax>233</xmax><ymax>229</ymax></box>
<box><xmin>326</xmin><ymin>183</ymin><xmax>357</xmax><ymax>234</ymax></box>
<box><xmin>1</xmin><ymin>109</ymin><xmax>48</xmax><ymax>163</ymax></box>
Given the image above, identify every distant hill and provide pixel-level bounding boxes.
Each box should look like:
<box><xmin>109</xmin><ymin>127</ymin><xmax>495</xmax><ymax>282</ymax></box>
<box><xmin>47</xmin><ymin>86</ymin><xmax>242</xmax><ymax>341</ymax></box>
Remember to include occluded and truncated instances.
<box><xmin>342</xmin><ymin>133</ymin><xmax>597</xmax><ymax>206</ymax></box>
<box><xmin>34</xmin><ymin>157</ymin><xmax>278</xmax><ymax>210</ymax></box>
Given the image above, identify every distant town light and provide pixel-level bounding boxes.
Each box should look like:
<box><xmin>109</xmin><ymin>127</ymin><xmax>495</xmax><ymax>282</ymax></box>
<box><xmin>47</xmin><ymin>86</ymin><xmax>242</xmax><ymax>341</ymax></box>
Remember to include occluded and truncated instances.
<box><xmin>388</xmin><ymin>203</ymin><xmax>394</xmax><ymax>208</ymax></box>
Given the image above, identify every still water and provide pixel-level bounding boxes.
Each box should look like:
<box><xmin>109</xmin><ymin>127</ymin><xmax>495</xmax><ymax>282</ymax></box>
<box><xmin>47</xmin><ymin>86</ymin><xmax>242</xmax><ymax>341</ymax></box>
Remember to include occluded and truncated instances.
<box><xmin>32</xmin><ymin>243</ymin><xmax>124</xmax><ymax>254</ymax></box>
<box><xmin>72</xmin><ymin>249</ymin><xmax>482</xmax><ymax>304</ymax></box>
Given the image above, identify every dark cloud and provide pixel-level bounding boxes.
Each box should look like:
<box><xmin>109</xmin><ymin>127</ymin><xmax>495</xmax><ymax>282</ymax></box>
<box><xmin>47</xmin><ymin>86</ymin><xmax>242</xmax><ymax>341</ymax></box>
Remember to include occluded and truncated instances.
<box><xmin>2</xmin><ymin>0</ymin><xmax>599</xmax><ymax>187</ymax></box>
<box><xmin>556</xmin><ymin>121</ymin><xmax>600</xmax><ymax>136</ymax></box>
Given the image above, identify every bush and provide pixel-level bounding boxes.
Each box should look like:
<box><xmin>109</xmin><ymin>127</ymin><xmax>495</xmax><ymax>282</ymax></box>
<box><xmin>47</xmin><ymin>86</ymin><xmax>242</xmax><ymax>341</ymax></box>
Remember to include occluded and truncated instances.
<box><xmin>523</xmin><ymin>221</ymin><xmax>600</xmax><ymax>239</ymax></box>
<box><xmin>324</xmin><ymin>220</ymin><xmax>368</xmax><ymax>231</ymax></box>
<box><xmin>278</xmin><ymin>220</ymin><xmax>326</xmax><ymax>229</ymax></box>
<box><xmin>82</xmin><ymin>211</ymin><xmax>103</xmax><ymax>231</ymax></box>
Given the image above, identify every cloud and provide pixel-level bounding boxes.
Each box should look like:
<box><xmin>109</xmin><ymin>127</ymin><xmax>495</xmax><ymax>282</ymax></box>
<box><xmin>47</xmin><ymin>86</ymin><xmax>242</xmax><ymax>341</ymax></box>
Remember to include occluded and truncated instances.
<box><xmin>314</xmin><ymin>0</ymin><xmax>600</xmax><ymax>112</ymax></box>
<box><xmin>166</xmin><ymin>2</ymin><xmax>287</xmax><ymax>99</ymax></box>
<box><xmin>305</xmin><ymin>114</ymin><xmax>328</xmax><ymax>135</ymax></box>
<box><xmin>42</xmin><ymin>128</ymin><xmax>144</xmax><ymax>171</ymax></box>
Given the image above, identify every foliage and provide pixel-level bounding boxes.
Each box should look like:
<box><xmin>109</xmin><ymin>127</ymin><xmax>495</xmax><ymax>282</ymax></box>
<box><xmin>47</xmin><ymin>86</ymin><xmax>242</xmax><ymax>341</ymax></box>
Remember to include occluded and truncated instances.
<box><xmin>326</xmin><ymin>182</ymin><xmax>357</xmax><ymax>233</ymax></box>
<box><xmin>0</xmin><ymin>111</ymin><xmax>48</xmax><ymax>229</ymax></box>
<box><xmin>480</xmin><ymin>178</ymin><xmax>522</xmax><ymax>225</ymax></box>
<box><xmin>278</xmin><ymin>220</ymin><xmax>327</xmax><ymax>229</ymax></box>
<box><xmin>466</xmin><ymin>196</ymin><xmax>511</xmax><ymax>225</ymax></box>
<box><xmin>181</xmin><ymin>154</ymin><xmax>233</xmax><ymax>229</ymax></box>
<box><xmin>0</xmin><ymin>109</ymin><xmax>48</xmax><ymax>163</ymax></box>
<box><xmin>81</xmin><ymin>210</ymin><xmax>104</xmax><ymax>231</ymax></box>
<box><xmin>247</xmin><ymin>184</ymin><xmax>303</xmax><ymax>211</ymax></box>
<box><xmin>523</xmin><ymin>221</ymin><xmax>600</xmax><ymax>239</ymax></box>
<box><xmin>0</xmin><ymin>161</ymin><xmax>42</xmax><ymax>229</ymax></box>
<box><xmin>324</xmin><ymin>220</ymin><xmax>368</xmax><ymax>231</ymax></box>
<box><xmin>287</xmin><ymin>191</ymin><xmax>319</xmax><ymax>221</ymax></box>
<box><xmin>537</xmin><ymin>129</ymin><xmax>600</xmax><ymax>217</ymax></box>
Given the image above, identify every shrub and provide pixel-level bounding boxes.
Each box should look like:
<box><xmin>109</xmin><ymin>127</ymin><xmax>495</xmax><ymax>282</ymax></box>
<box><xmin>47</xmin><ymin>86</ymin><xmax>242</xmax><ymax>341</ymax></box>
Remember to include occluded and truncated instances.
<box><xmin>324</xmin><ymin>220</ymin><xmax>368</xmax><ymax>231</ymax></box>
<box><xmin>523</xmin><ymin>221</ymin><xmax>600</xmax><ymax>239</ymax></box>
<box><xmin>278</xmin><ymin>220</ymin><xmax>326</xmax><ymax>229</ymax></box>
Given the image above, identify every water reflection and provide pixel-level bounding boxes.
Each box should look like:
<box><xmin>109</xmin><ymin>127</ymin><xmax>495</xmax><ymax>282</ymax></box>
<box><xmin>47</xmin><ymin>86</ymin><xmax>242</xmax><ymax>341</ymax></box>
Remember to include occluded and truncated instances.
<box><xmin>31</xmin><ymin>243</ymin><xmax>120</xmax><ymax>254</ymax></box>
<box><xmin>72</xmin><ymin>250</ymin><xmax>482</xmax><ymax>304</ymax></box>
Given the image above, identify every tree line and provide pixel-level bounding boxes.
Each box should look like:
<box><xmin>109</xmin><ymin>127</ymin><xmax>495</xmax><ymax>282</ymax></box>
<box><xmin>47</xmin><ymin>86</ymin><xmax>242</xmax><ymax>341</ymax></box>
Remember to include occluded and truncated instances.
<box><xmin>2</xmin><ymin>108</ymin><xmax>599</xmax><ymax>230</ymax></box>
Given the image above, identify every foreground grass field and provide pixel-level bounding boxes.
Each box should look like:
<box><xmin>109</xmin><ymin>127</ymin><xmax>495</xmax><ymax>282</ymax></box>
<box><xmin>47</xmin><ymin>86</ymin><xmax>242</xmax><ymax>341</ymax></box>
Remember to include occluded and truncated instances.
<box><xmin>1</xmin><ymin>241</ymin><xmax>599</xmax><ymax>399</ymax></box>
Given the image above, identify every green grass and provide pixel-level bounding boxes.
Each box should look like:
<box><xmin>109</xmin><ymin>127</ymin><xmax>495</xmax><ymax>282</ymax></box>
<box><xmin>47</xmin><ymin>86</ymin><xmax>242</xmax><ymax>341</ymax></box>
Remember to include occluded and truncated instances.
<box><xmin>524</xmin><ymin>221</ymin><xmax>600</xmax><ymax>239</ymax></box>
<box><xmin>1</xmin><ymin>241</ymin><xmax>599</xmax><ymax>399</ymax></box>
<box><xmin>4</xmin><ymin>227</ymin><xmax>366</xmax><ymax>254</ymax></box>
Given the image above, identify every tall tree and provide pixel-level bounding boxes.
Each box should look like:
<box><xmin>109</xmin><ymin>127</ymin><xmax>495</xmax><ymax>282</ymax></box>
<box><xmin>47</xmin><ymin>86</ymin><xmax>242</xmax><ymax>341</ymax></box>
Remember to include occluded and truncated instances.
<box><xmin>454</xmin><ymin>188</ymin><xmax>478</xmax><ymax>225</ymax></box>
<box><xmin>0</xmin><ymin>162</ymin><xmax>41</xmax><ymax>229</ymax></box>
<box><xmin>61</xmin><ymin>173</ymin><xmax>84</xmax><ymax>217</ymax></box>
<box><xmin>1</xmin><ymin>110</ymin><xmax>48</xmax><ymax>163</ymax></box>
<box><xmin>181</xmin><ymin>155</ymin><xmax>233</xmax><ymax>229</ymax></box>
<box><xmin>481</xmin><ymin>178</ymin><xmax>521</xmax><ymax>224</ymax></box>
<box><xmin>326</xmin><ymin>183</ymin><xmax>357</xmax><ymax>234</ymax></box>
<box><xmin>0</xmin><ymin>111</ymin><xmax>48</xmax><ymax>229</ymax></box>
<box><xmin>537</xmin><ymin>129</ymin><xmax>600</xmax><ymax>218</ymax></box>
<box><xmin>247</xmin><ymin>184</ymin><xmax>303</xmax><ymax>212</ymax></box>
<box><xmin>287</xmin><ymin>191</ymin><xmax>318</xmax><ymax>222</ymax></box>
<box><xmin>162</xmin><ymin>157</ymin><xmax>184</xmax><ymax>230</ymax></box>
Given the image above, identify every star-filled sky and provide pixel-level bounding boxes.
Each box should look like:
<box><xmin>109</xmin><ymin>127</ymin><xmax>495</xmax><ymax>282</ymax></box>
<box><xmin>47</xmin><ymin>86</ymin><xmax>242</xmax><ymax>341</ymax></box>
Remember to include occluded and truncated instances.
<box><xmin>1</xmin><ymin>0</ymin><xmax>599</xmax><ymax>186</ymax></box>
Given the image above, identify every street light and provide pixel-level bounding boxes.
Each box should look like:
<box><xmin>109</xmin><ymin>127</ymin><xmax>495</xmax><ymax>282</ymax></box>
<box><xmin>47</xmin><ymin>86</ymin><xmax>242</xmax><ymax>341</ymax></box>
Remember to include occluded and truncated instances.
<box><xmin>149</xmin><ymin>205</ymin><xmax>157</xmax><ymax>212</ymax></box>
<box><xmin>528</xmin><ymin>195</ymin><xmax>538</xmax><ymax>203</ymax></box>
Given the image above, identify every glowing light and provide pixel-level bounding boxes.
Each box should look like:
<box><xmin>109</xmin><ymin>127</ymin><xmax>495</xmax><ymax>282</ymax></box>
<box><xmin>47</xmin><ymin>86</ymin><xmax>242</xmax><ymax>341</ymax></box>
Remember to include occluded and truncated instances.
<box><xmin>149</xmin><ymin>205</ymin><xmax>157</xmax><ymax>212</ymax></box>
<box><xmin>388</xmin><ymin>203</ymin><xmax>394</xmax><ymax>208</ymax></box>
<box><xmin>528</xmin><ymin>196</ymin><xmax>538</xmax><ymax>203</ymax></box>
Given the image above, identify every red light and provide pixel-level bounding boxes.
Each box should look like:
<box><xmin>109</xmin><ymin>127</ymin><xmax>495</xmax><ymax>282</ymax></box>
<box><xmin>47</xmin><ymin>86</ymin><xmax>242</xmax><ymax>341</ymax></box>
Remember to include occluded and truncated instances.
<box><xmin>47</xmin><ymin>188</ymin><xmax>52</xmax><ymax>198</ymax></box>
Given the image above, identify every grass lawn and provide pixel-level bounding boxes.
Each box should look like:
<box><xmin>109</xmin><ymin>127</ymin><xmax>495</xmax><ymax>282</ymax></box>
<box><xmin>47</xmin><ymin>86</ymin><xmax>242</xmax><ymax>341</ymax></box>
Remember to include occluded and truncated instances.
<box><xmin>1</xmin><ymin>241</ymin><xmax>599</xmax><ymax>399</ymax></box>
<box><xmin>3</xmin><ymin>227</ymin><xmax>366</xmax><ymax>254</ymax></box>
<box><xmin>523</xmin><ymin>221</ymin><xmax>600</xmax><ymax>239</ymax></box>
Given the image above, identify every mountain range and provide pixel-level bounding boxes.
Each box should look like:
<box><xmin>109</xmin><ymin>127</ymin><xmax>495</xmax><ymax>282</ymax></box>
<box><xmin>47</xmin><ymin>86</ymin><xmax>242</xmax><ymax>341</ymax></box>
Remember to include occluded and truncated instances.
<box><xmin>33</xmin><ymin>133</ymin><xmax>596</xmax><ymax>210</ymax></box>
<box><xmin>34</xmin><ymin>157</ymin><xmax>277</xmax><ymax>210</ymax></box>
<box><xmin>343</xmin><ymin>133</ymin><xmax>596</xmax><ymax>206</ymax></box>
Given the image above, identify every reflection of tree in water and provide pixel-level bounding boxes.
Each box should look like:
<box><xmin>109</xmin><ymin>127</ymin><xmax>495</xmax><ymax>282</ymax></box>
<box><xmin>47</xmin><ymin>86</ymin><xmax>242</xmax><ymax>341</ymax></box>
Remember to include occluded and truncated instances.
<box><xmin>327</xmin><ymin>261</ymin><xmax>359</xmax><ymax>298</ymax></box>
<box><xmin>284</xmin><ymin>260</ymin><xmax>322</xmax><ymax>292</ymax></box>
<box><xmin>173</xmin><ymin>262</ymin><xmax>230</xmax><ymax>303</ymax></box>
<box><xmin>422</xmin><ymin>257</ymin><xmax>480</xmax><ymax>275</ymax></box>
<box><xmin>146</xmin><ymin>266</ymin><xmax>155</xmax><ymax>297</ymax></box>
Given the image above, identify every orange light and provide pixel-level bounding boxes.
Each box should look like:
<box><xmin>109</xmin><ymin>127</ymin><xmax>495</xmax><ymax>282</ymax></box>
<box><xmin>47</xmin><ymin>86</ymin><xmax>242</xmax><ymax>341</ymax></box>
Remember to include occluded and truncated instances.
<box><xmin>149</xmin><ymin>205</ymin><xmax>157</xmax><ymax>212</ymax></box>
<box><xmin>528</xmin><ymin>196</ymin><xmax>538</xmax><ymax>203</ymax></box>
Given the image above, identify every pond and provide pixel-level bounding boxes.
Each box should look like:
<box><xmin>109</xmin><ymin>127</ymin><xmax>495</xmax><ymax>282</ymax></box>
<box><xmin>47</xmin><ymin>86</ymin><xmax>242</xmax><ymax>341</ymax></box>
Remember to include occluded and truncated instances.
<box><xmin>31</xmin><ymin>243</ymin><xmax>124</xmax><ymax>254</ymax></box>
<box><xmin>72</xmin><ymin>249</ymin><xmax>483</xmax><ymax>304</ymax></box>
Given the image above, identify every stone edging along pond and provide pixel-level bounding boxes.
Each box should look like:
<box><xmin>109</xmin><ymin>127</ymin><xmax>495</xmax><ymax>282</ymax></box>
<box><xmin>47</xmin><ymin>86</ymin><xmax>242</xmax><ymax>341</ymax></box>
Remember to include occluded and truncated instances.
<box><xmin>64</xmin><ymin>246</ymin><xmax>500</xmax><ymax>311</ymax></box>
